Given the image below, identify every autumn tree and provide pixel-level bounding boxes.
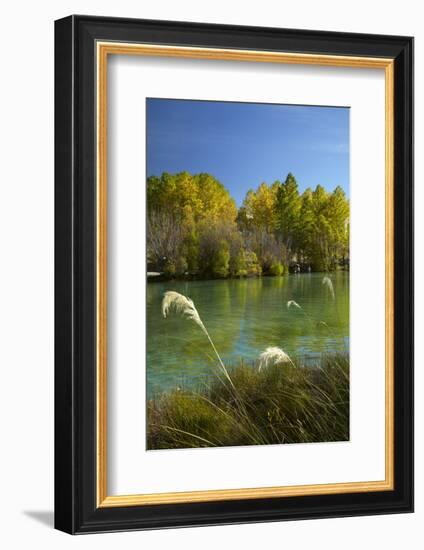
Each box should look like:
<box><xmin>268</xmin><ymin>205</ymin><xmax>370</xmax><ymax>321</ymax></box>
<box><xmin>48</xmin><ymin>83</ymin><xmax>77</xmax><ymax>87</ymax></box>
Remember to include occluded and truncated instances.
<box><xmin>147</xmin><ymin>171</ymin><xmax>349</xmax><ymax>278</ymax></box>
<box><xmin>238</xmin><ymin>182</ymin><xmax>277</xmax><ymax>233</ymax></box>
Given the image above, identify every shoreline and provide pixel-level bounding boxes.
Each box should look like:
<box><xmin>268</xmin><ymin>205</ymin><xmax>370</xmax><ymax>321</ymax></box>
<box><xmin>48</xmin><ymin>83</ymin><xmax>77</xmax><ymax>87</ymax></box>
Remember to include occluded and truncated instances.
<box><xmin>147</xmin><ymin>268</ymin><xmax>349</xmax><ymax>283</ymax></box>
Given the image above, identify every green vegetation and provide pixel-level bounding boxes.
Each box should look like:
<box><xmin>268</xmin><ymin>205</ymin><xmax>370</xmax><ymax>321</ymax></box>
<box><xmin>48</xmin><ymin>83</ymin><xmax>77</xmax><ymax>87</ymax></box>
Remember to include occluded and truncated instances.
<box><xmin>147</xmin><ymin>353</ymin><xmax>349</xmax><ymax>449</ymax></box>
<box><xmin>147</xmin><ymin>171</ymin><xmax>349</xmax><ymax>278</ymax></box>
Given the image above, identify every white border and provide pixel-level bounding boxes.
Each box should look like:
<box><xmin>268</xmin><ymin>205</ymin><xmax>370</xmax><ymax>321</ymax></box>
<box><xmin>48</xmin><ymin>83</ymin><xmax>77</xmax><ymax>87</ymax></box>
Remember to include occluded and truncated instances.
<box><xmin>107</xmin><ymin>55</ymin><xmax>386</xmax><ymax>496</ymax></box>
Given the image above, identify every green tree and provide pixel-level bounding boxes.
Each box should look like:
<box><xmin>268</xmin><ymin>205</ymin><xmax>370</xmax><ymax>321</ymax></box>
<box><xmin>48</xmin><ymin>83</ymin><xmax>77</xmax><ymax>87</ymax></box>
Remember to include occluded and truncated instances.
<box><xmin>326</xmin><ymin>186</ymin><xmax>349</xmax><ymax>268</ymax></box>
<box><xmin>297</xmin><ymin>187</ymin><xmax>315</xmax><ymax>266</ymax></box>
<box><xmin>275</xmin><ymin>173</ymin><xmax>301</xmax><ymax>256</ymax></box>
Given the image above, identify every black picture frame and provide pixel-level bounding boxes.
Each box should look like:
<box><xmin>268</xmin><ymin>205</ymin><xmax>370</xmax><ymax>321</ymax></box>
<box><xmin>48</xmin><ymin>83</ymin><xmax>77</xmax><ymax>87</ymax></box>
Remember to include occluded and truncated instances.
<box><xmin>55</xmin><ymin>15</ymin><xmax>414</xmax><ymax>534</ymax></box>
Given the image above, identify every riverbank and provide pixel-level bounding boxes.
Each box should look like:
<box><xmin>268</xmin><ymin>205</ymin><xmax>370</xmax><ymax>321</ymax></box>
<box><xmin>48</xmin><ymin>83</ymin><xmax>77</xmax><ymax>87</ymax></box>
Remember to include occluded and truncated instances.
<box><xmin>147</xmin><ymin>352</ymin><xmax>349</xmax><ymax>450</ymax></box>
<box><xmin>147</xmin><ymin>265</ymin><xmax>349</xmax><ymax>283</ymax></box>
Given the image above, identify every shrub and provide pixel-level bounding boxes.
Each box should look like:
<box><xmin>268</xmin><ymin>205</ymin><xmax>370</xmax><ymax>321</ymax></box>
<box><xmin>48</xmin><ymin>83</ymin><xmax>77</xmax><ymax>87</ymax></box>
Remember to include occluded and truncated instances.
<box><xmin>245</xmin><ymin>250</ymin><xmax>261</xmax><ymax>276</ymax></box>
<box><xmin>212</xmin><ymin>240</ymin><xmax>230</xmax><ymax>278</ymax></box>
<box><xmin>163</xmin><ymin>260</ymin><xmax>176</xmax><ymax>278</ymax></box>
<box><xmin>269</xmin><ymin>261</ymin><xmax>284</xmax><ymax>276</ymax></box>
<box><xmin>175</xmin><ymin>256</ymin><xmax>188</xmax><ymax>276</ymax></box>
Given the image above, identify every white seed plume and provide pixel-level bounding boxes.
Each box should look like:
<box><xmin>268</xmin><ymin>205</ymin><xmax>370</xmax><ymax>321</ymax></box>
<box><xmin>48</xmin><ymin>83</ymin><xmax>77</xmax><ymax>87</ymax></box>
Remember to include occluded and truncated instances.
<box><xmin>258</xmin><ymin>347</ymin><xmax>293</xmax><ymax>371</ymax></box>
<box><xmin>322</xmin><ymin>276</ymin><xmax>335</xmax><ymax>300</ymax></box>
<box><xmin>162</xmin><ymin>291</ymin><xmax>206</xmax><ymax>334</ymax></box>
<box><xmin>287</xmin><ymin>300</ymin><xmax>301</xmax><ymax>310</ymax></box>
<box><xmin>161</xmin><ymin>291</ymin><xmax>234</xmax><ymax>387</ymax></box>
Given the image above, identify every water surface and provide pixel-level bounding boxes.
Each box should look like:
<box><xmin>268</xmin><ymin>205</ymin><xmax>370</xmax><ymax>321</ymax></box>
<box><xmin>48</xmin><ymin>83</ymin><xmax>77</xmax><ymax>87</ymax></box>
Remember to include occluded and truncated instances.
<box><xmin>147</xmin><ymin>273</ymin><xmax>349</xmax><ymax>395</ymax></box>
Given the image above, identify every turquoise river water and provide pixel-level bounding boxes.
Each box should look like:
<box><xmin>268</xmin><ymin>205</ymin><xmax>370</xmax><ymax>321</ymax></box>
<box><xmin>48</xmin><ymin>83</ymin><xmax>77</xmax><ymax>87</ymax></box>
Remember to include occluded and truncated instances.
<box><xmin>147</xmin><ymin>272</ymin><xmax>349</xmax><ymax>396</ymax></box>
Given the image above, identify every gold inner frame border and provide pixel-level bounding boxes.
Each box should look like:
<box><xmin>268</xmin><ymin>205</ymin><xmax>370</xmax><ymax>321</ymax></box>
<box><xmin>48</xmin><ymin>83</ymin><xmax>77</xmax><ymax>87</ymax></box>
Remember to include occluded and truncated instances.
<box><xmin>96</xmin><ymin>42</ymin><xmax>394</xmax><ymax>508</ymax></box>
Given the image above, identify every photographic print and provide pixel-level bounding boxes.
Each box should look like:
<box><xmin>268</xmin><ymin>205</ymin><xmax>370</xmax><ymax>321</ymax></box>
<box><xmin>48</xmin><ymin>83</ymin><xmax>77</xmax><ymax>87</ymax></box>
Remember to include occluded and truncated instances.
<box><xmin>146</xmin><ymin>98</ymin><xmax>350</xmax><ymax>451</ymax></box>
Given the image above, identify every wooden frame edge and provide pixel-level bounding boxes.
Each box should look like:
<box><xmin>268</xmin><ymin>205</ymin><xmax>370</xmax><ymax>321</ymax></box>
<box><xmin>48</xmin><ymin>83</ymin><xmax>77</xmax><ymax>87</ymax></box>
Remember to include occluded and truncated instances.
<box><xmin>96</xmin><ymin>42</ymin><xmax>108</xmax><ymax>507</ymax></box>
<box><xmin>385</xmin><ymin>61</ymin><xmax>395</xmax><ymax>492</ymax></box>
<box><xmin>96</xmin><ymin>42</ymin><xmax>395</xmax><ymax>508</ymax></box>
<box><xmin>99</xmin><ymin>479</ymin><xmax>393</xmax><ymax>508</ymax></box>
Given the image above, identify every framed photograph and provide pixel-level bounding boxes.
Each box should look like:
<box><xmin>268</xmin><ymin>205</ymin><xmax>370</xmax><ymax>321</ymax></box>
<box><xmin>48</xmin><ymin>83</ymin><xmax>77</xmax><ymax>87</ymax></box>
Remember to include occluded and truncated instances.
<box><xmin>54</xmin><ymin>15</ymin><xmax>414</xmax><ymax>534</ymax></box>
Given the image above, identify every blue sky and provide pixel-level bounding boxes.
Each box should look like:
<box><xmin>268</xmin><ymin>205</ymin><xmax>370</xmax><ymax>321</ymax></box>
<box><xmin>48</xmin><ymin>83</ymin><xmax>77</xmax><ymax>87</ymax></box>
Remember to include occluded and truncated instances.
<box><xmin>146</xmin><ymin>98</ymin><xmax>349</xmax><ymax>206</ymax></box>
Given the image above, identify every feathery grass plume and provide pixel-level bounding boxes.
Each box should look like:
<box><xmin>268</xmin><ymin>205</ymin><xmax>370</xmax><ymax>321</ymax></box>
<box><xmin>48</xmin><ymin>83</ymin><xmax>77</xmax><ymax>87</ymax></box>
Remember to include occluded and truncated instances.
<box><xmin>287</xmin><ymin>297</ymin><xmax>335</xmax><ymax>340</ymax></box>
<box><xmin>287</xmin><ymin>299</ymin><xmax>311</xmax><ymax>322</ymax></box>
<box><xmin>258</xmin><ymin>346</ymin><xmax>294</xmax><ymax>371</ymax></box>
<box><xmin>161</xmin><ymin>291</ymin><xmax>234</xmax><ymax>387</ymax></box>
<box><xmin>162</xmin><ymin>291</ymin><xmax>205</xmax><ymax>331</ymax></box>
<box><xmin>322</xmin><ymin>276</ymin><xmax>335</xmax><ymax>300</ymax></box>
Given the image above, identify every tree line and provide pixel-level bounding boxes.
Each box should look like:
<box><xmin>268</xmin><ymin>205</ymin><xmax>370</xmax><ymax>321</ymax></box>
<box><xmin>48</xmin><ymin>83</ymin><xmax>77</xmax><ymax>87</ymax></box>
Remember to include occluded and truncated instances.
<box><xmin>147</xmin><ymin>171</ymin><xmax>349</xmax><ymax>279</ymax></box>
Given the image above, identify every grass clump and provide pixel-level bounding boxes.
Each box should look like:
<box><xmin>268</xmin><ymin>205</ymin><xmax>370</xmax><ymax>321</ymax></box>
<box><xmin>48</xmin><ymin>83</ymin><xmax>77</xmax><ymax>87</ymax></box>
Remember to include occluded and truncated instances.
<box><xmin>147</xmin><ymin>353</ymin><xmax>349</xmax><ymax>450</ymax></box>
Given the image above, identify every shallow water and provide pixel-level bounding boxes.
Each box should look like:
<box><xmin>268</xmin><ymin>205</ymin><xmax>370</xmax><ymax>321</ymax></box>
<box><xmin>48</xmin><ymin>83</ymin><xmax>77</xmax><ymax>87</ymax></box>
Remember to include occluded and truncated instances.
<box><xmin>147</xmin><ymin>272</ymin><xmax>349</xmax><ymax>396</ymax></box>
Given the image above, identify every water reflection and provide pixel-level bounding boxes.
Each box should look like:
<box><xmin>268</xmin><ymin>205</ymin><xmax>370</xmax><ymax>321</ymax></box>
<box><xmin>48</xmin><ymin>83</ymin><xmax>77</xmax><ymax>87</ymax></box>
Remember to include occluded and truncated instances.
<box><xmin>147</xmin><ymin>272</ymin><xmax>349</xmax><ymax>395</ymax></box>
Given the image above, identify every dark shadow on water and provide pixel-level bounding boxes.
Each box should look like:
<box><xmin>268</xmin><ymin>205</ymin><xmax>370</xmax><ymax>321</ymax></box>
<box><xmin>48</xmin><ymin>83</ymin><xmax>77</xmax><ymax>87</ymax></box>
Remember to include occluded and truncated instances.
<box><xmin>23</xmin><ymin>510</ymin><xmax>54</xmax><ymax>528</ymax></box>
